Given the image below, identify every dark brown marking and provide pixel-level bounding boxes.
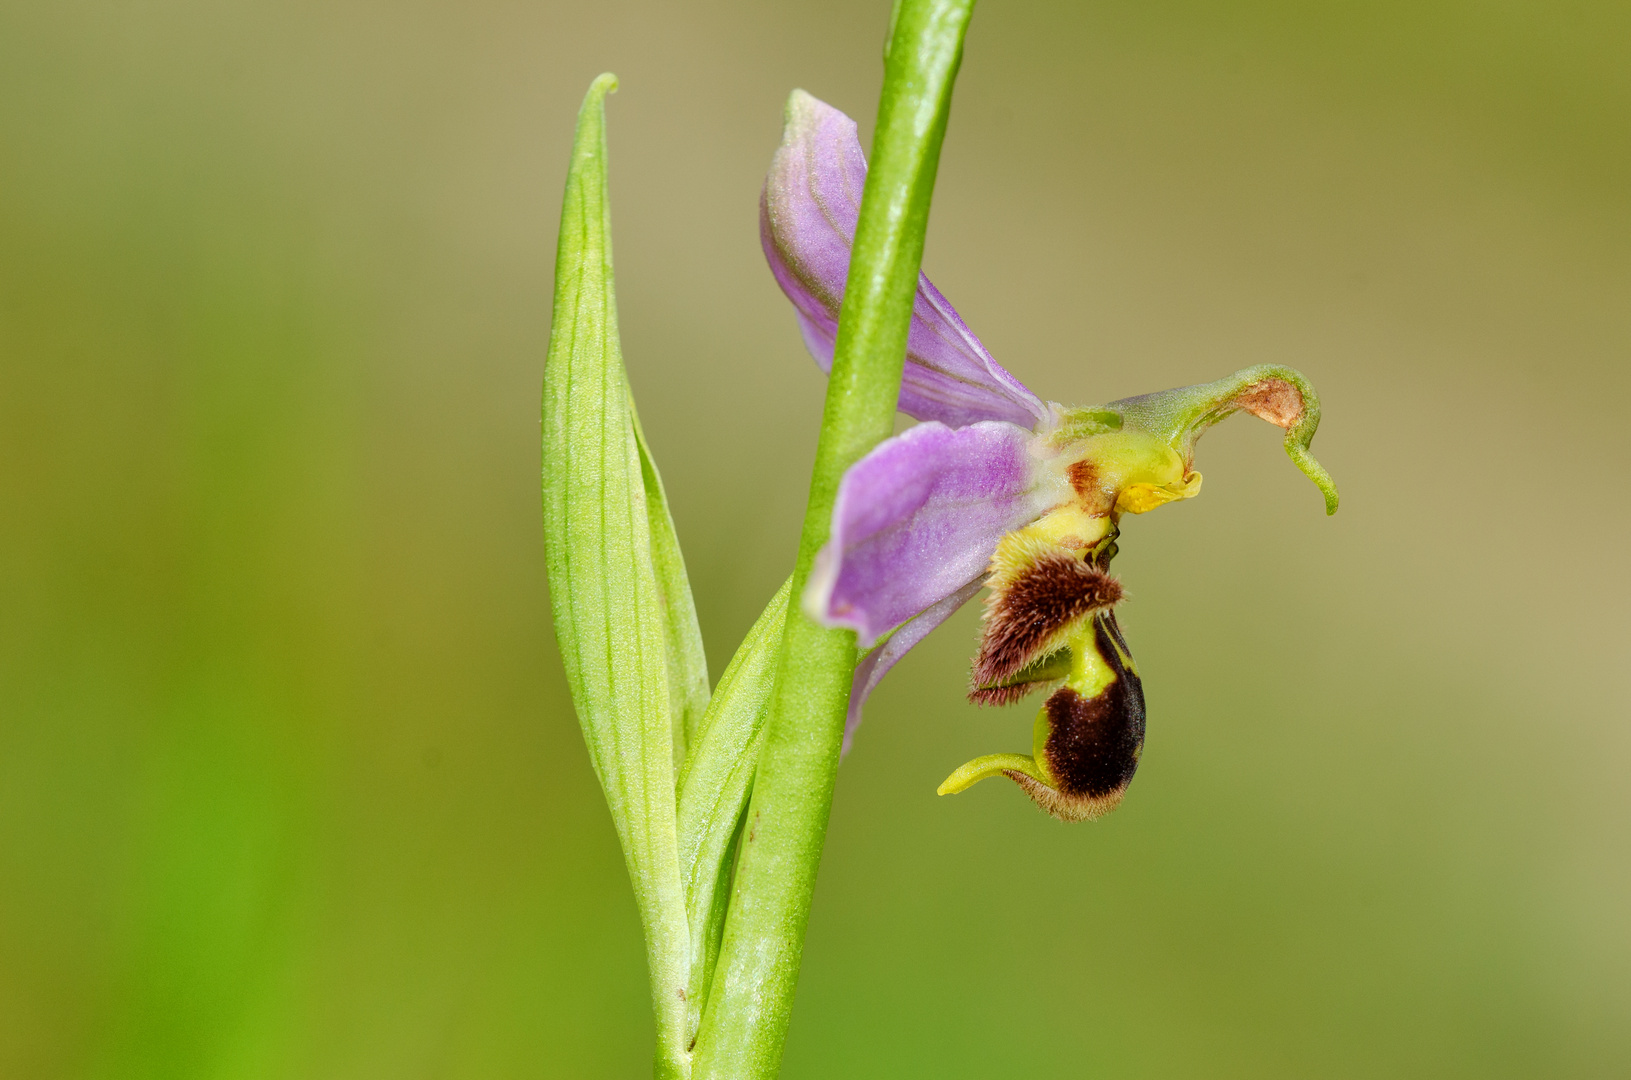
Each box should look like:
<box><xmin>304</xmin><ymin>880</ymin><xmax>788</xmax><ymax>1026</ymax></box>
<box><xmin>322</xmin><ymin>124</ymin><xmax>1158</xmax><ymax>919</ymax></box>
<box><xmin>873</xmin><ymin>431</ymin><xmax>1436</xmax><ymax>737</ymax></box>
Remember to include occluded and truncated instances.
<box><xmin>1100</xmin><ymin>607</ymin><xmax>1132</xmax><ymax>662</ymax></box>
<box><xmin>1041</xmin><ymin>617</ymin><xmax>1146</xmax><ymax>800</ymax></box>
<box><xmin>973</xmin><ymin>553</ymin><xmax>1122</xmax><ymax>688</ymax></box>
<box><xmin>1233</xmin><ymin>378</ymin><xmax>1304</xmax><ymax>429</ymax></box>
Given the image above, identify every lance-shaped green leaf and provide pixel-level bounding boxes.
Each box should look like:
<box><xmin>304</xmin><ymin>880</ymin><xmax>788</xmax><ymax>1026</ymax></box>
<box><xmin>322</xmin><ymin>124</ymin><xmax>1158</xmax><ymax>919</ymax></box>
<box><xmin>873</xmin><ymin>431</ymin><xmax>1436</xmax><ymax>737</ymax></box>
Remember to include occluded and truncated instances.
<box><xmin>541</xmin><ymin>73</ymin><xmax>693</xmax><ymax>1079</ymax></box>
<box><xmin>674</xmin><ymin>578</ymin><xmax>791</xmax><ymax>1040</ymax></box>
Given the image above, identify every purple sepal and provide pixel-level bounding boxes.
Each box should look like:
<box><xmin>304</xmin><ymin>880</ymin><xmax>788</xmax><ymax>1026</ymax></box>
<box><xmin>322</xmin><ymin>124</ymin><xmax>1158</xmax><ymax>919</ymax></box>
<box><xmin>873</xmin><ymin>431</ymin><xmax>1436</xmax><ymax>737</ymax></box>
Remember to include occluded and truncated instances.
<box><xmin>761</xmin><ymin>90</ymin><xmax>1047</xmax><ymax>430</ymax></box>
<box><xmin>843</xmin><ymin>575</ymin><xmax>986</xmax><ymax>754</ymax></box>
<box><xmin>806</xmin><ymin>420</ymin><xmax>1057</xmax><ymax>649</ymax></box>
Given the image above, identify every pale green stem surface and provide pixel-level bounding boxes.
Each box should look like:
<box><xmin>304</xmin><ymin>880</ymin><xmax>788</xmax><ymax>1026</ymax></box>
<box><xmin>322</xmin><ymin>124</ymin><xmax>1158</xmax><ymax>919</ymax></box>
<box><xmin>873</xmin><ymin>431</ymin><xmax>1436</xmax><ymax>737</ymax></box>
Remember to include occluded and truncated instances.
<box><xmin>690</xmin><ymin>3</ymin><xmax>977</xmax><ymax>1077</ymax></box>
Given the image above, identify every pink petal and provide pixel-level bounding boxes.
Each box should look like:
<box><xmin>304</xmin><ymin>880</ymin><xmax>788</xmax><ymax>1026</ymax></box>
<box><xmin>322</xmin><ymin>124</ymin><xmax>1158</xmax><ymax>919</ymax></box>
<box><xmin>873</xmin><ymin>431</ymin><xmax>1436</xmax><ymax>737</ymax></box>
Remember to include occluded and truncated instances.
<box><xmin>805</xmin><ymin>420</ymin><xmax>1064</xmax><ymax>648</ymax></box>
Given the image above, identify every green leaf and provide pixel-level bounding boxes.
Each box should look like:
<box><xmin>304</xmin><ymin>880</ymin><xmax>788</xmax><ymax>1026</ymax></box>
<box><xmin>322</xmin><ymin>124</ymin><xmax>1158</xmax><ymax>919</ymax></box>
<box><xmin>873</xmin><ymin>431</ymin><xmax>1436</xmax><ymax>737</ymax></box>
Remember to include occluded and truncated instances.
<box><xmin>674</xmin><ymin>578</ymin><xmax>792</xmax><ymax>1039</ymax></box>
<box><xmin>631</xmin><ymin>398</ymin><xmax>711</xmax><ymax>769</ymax></box>
<box><xmin>540</xmin><ymin>72</ymin><xmax>691</xmax><ymax>1078</ymax></box>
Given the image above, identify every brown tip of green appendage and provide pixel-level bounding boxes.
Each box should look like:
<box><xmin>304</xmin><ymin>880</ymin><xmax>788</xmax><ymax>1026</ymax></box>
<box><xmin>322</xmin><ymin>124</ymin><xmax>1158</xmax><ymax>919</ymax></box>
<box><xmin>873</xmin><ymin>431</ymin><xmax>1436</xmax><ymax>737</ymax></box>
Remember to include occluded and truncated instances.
<box><xmin>1246</xmin><ymin>367</ymin><xmax>1340</xmax><ymax>516</ymax></box>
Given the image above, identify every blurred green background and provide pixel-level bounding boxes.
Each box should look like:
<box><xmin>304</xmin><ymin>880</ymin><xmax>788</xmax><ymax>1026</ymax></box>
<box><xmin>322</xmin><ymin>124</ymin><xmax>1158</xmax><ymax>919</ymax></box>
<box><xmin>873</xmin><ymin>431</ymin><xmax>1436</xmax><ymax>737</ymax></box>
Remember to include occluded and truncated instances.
<box><xmin>3</xmin><ymin>0</ymin><xmax>1627</xmax><ymax>1076</ymax></box>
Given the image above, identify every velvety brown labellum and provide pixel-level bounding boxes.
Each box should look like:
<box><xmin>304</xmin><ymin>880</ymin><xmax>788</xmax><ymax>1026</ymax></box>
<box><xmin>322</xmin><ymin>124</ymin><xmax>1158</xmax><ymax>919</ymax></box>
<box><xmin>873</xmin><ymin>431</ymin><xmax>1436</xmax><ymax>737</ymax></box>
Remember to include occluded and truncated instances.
<box><xmin>972</xmin><ymin>552</ymin><xmax>1123</xmax><ymax>691</ymax></box>
<box><xmin>1042</xmin><ymin>615</ymin><xmax>1145</xmax><ymax>800</ymax></box>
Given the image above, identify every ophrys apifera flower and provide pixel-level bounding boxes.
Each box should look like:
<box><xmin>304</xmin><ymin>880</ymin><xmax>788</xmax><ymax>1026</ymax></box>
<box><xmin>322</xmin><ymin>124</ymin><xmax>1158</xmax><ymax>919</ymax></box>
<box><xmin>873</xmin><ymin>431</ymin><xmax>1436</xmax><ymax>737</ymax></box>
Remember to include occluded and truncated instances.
<box><xmin>763</xmin><ymin>91</ymin><xmax>1339</xmax><ymax>821</ymax></box>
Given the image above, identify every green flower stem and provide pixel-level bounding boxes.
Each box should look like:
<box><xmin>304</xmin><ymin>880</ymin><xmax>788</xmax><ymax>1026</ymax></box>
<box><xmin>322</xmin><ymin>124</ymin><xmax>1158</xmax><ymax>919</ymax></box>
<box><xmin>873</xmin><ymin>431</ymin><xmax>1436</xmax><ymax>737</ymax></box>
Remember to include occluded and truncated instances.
<box><xmin>690</xmin><ymin>2</ymin><xmax>976</xmax><ymax>1077</ymax></box>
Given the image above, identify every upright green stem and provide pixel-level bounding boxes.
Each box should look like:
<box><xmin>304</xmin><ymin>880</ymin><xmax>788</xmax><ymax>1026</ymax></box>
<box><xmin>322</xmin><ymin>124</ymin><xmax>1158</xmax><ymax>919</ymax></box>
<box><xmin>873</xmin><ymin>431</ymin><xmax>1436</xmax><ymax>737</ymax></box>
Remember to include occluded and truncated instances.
<box><xmin>690</xmin><ymin>3</ymin><xmax>976</xmax><ymax>1076</ymax></box>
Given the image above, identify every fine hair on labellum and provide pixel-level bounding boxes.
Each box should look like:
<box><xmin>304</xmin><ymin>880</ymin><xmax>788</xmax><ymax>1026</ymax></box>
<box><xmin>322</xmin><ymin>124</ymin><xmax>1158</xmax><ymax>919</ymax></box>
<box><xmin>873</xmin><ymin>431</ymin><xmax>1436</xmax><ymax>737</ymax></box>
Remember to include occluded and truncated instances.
<box><xmin>1003</xmin><ymin>770</ymin><xmax>1125</xmax><ymax>823</ymax></box>
<box><xmin>973</xmin><ymin>551</ymin><xmax>1123</xmax><ymax>690</ymax></box>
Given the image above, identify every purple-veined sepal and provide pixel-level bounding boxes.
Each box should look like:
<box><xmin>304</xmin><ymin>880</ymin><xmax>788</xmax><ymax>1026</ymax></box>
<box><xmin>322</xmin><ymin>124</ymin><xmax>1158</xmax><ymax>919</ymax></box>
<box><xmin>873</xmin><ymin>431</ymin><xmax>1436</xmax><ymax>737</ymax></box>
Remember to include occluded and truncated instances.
<box><xmin>761</xmin><ymin>90</ymin><xmax>1047</xmax><ymax>430</ymax></box>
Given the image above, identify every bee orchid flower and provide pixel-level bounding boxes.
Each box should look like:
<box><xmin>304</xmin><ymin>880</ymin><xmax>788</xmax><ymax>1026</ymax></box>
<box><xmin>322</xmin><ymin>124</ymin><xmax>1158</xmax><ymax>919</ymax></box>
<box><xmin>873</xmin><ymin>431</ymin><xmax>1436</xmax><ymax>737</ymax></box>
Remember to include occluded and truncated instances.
<box><xmin>762</xmin><ymin>91</ymin><xmax>1339</xmax><ymax>821</ymax></box>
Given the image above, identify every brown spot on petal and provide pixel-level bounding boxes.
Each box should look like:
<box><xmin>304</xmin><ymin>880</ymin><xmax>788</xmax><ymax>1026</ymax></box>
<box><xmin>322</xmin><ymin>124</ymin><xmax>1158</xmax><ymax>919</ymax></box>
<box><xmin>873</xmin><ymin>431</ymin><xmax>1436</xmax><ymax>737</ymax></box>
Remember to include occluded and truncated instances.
<box><xmin>1067</xmin><ymin>458</ymin><xmax>1100</xmax><ymax>498</ymax></box>
<box><xmin>1233</xmin><ymin>378</ymin><xmax>1304</xmax><ymax>429</ymax></box>
<box><xmin>973</xmin><ymin>553</ymin><xmax>1122</xmax><ymax>688</ymax></box>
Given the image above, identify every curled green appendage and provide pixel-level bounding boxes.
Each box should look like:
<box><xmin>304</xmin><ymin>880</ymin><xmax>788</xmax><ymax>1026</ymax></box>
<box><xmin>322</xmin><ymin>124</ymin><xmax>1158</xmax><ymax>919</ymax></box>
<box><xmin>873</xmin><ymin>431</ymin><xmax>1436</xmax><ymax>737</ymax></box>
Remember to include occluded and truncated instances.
<box><xmin>937</xmin><ymin>753</ymin><xmax>1049</xmax><ymax>795</ymax></box>
<box><xmin>1287</xmin><ymin>438</ymin><xmax>1339</xmax><ymax>515</ymax></box>
<box><xmin>1250</xmin><ymin>364</ymin><xmax>1339</xmax><ymax>515</ymax></box>
<box><xmin>1068</xmin><ymin>362</ymin><xmax>1339</xmax><ymax>516</ymax></box>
